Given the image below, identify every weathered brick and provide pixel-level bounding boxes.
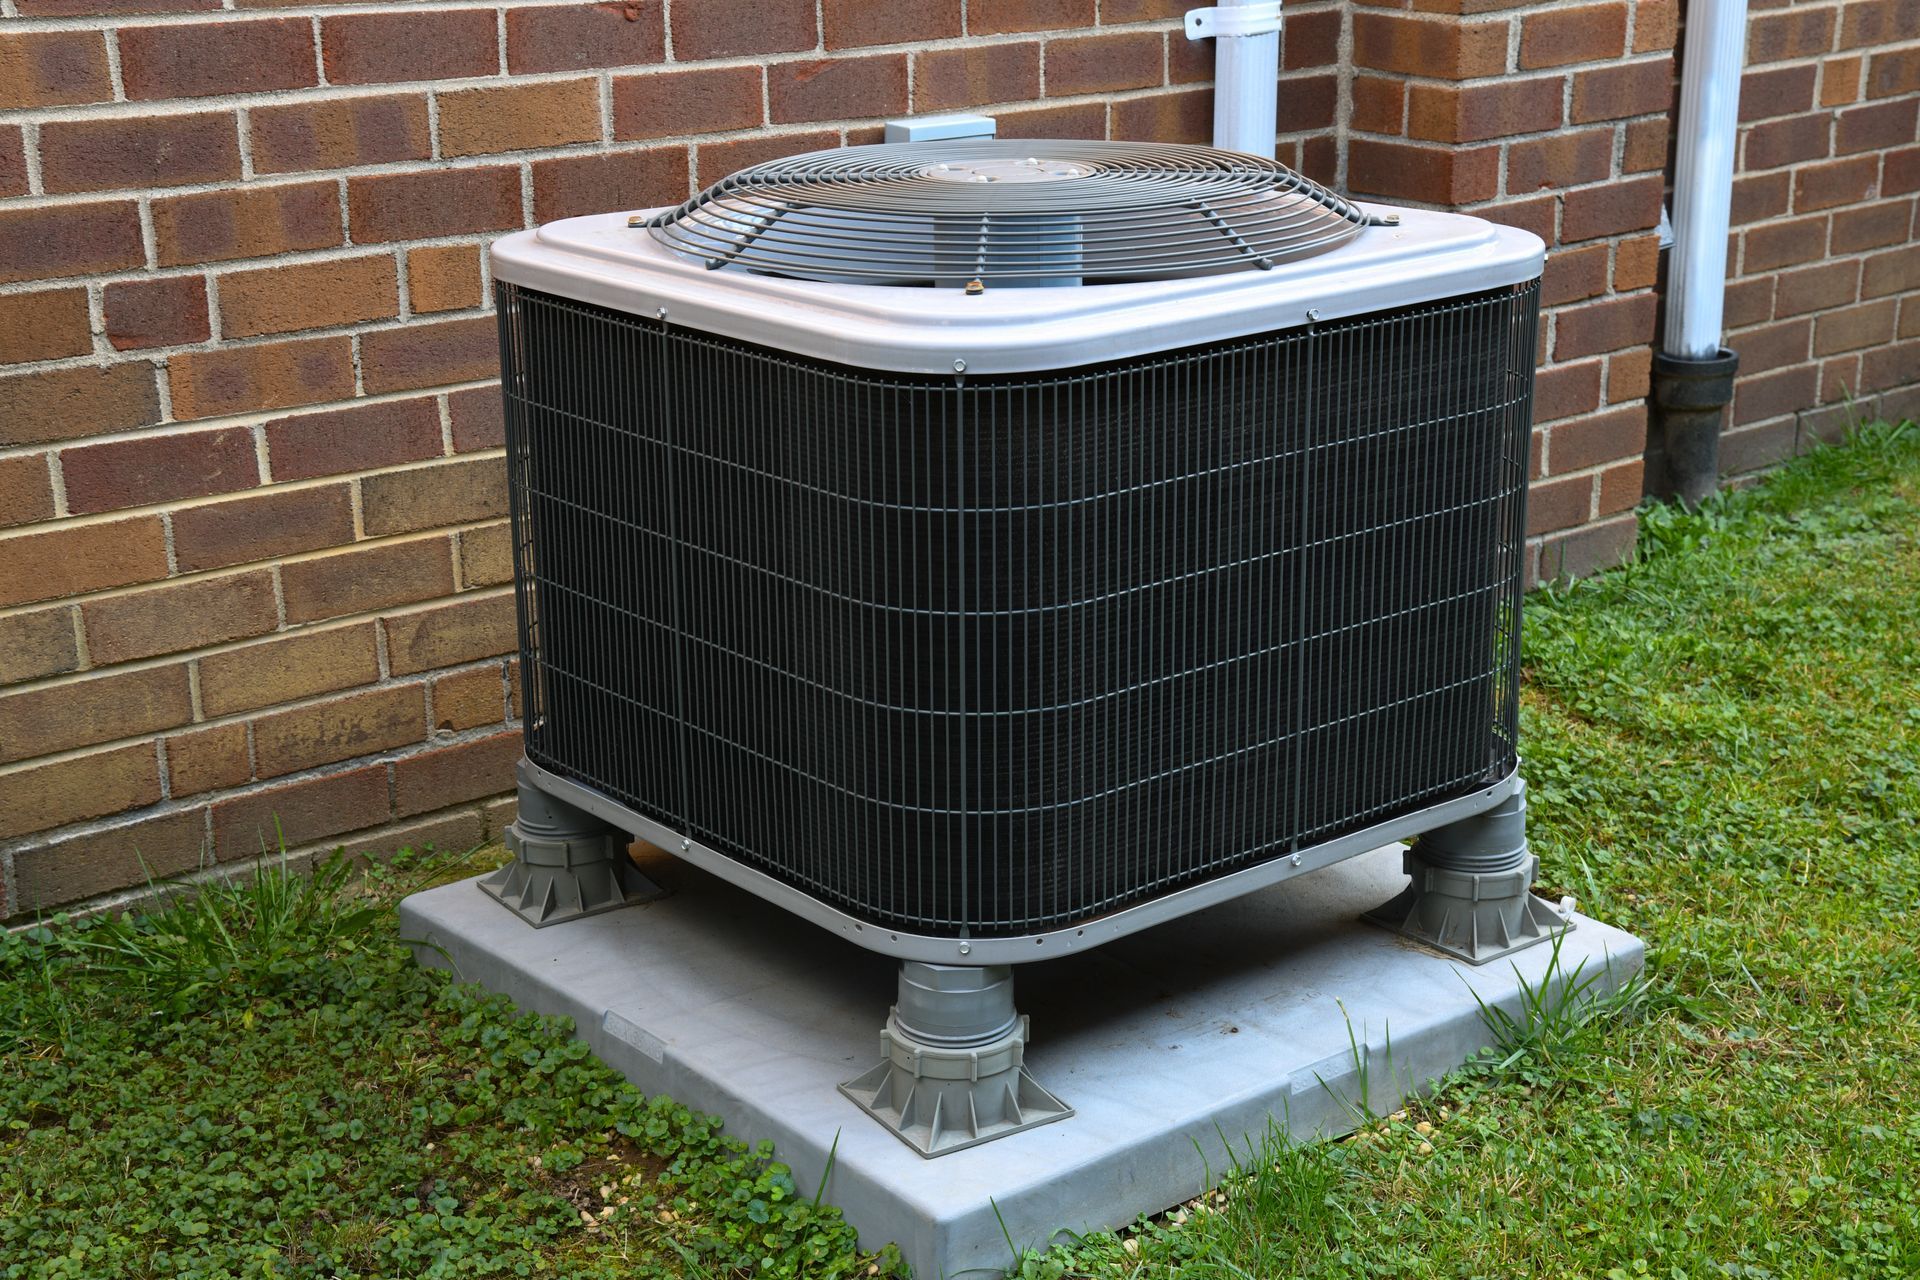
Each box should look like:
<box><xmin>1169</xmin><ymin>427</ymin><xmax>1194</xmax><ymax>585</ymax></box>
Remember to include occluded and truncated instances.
<box><xmin>17</xmin><ymin>0</ymin><xmax>219</xmax><ymax>12</ymax></box>
<box><xmin>82</xmin><ymin>570</ymin><xmax>279</xmax><ymax>665</ymax></box>
<box><xmin>1831</xmin><ymin>199</ymin><xmax>1913</xmax><ymax>253</ymax></box>
<box><xmin>211</xmin><ymin>762</ymin><xmax>390</xmax><ymax>859</ymax></box>
<box><xmin>0</xmin><ymin>200</ymin><xmax>144</xmax><ymax>283</ymax></box>
<box><xmin>0</xmin><ymin>455</ymin><xmax>56</xmax><ymax>529</ymax></box>
<box><xmin>253</xmin><ymin>684</ymin><xmax>425</xmax><ymax>779</ymax></box>
<box><xmin>405</xmin><ymin>245</ymin><xmax>483</xmax><ymax>315</ymax></box>
<box><xmin>448</xmin><ymin>386</ymin><xmax>506</xmax><ymax>453</ymax></box>
<box><xmin>1350</xmin><ymin>76</ymin><xmax>1407</xmax><ymax>134</ymax></box>
<box><xmin>1570</xmin><ymin>58</ymin><xmax>1673</xmax><ymax>122</ymax></box>
<box><xmin>40</xmin><ymin>113</ymin><xmax>240</xmax><ymax>194</ymax></box>
<box><xmin>768</xmin><ymin>55</ymin><xmax>909</xmax><ymax>123</ymax></box>
<box><xmin>360</xmin><ymin>316</ymin><xmax>496</xmax><ymax>395</ymax></box>
<box><xmin>458</xmin><ymin>522</ymin><xmax>513</xmax><ymax>588</ymax></box>
<box><xmin>1732</xmin><ymin>171</ymin><xmax>1792</xmax><ymax>225</ymax></box>
<box><xmin>250</xmin><ymin>94</ymin><xmax>432</xmax><ymax>174</ymax></box>
<box><xmin>360</xmin><ymin>457</ymin><xmax>508</xmax><ymax>539</ymax></box>
<box><xmin>1814</xmin><ymin>299</ymin><xmax>1898</xmax><ymax>355</ymax></box>
<box><xmin>166</xmin><ymin>722</ymin><xmax>251</xmax><ymax>796</ymax></box>
<box><xmin>281</xmin><ymin>537</ymin><xmax>457</xmax><ymax>624</ymax></box>
<box><xmin>1536</xmin><ymin>513</ymin><xmax>1639</xmax><ymax>585</ymax></box>
<box><xmin>1282</xmin><ymin>7</ymin><xmax>1341</xmax><ymax>69</ymax></box>
<box><xmin>1739</xmin><ymin>317</ymin><xmax>1814</xmax><ymax>371</ymax></box>
<box><xmin>1819</xmin><ymin>354</ymin><xmax>1864</xmax><ymax>404</ymax></box>
<box><xmin>1352</xmin><ymin>12</ymin><xmax>1508</xmax><ymax>80</ymax></box>
<box><xmin>1861</xmin><ymin>339</ymin><xmax>1920</xmax><ymax>392</ymax></box>
<box><xmin>1744</xmin><ymin>113</ymin><xmax>1832</xmax><ymax>171</ymax></box>
<box><xmin>119</xmin><ymin>17</ymin><xmax>315</xmax><ymax>100</ymax></box>
<box><xmin>393</xmin><ymin>729</ymin><xmax>520</xmax><ymax>817</ymax></box>
<box><xmin>1508</xmin><ymin>129</ymin><xmax>1613</xmax><ymax>193</ymax></box>
<box><xmin>1839</xmin><ymin>0</ymin><xmax>1904</xmax><ymax>48</ymax></box>
<box><xmin>0</xmin><ymin>664</ymin><xmax>192</xmax><ymax>766</ymax></box>
<box><xmin>1543</xmin><ymin>244</ymin><xmax>1609</xmax><ymax>306</ymax></box>
<box><xmin>1835</xmin><ymin>98</ymin><xmax>1918</xmax><ymax>155</ymax></box>
<box><xmin>1738</xmin><ymin>64</ymin><xmax>1818</xmax><ymax>123</ymax></box>
<box><xmin>671</xmin><ymin>0</ymin><xmax>816</xmax><ymax>58</ymax></box>
<box><xmin>1596</xmin><ymin>458</ymin><xmax>1646</xmax><ymax>515</ymax></box>
<box><xmin>0</xmin><ymin>517</ymin><xmax>168</xmax><ymax>608</ymax></box>
<box><xmin>10</xmin><ymin>808</ymin><xmax>207</xmax><ymax>913</ymax></box>
<box><xmin>1612</xmin><ymin>234</ymin><xmax>1661</xmax><ymax>291</ymax></box>
<box><xmin>265</xmin><ymin>398</ymin><xmax>444</xmax><ymax>482</ymax></box>
<box><xmin>1549</xmin><ymin>404</ymin><xmax>1647</xmax><ymax>475</ymax></box>
<box><xmin>429</xmin><ymin>664</ymin><xmax>505</xmax><ymax>732</ymax></box>
<box><xmin>348</xmin><ymin>167</ymin><xmax>524</xmax><ymax>243</ymax></box>
<box><xmin>62</xmin><ymin>427</ymin><xmax>258</xmax><ymax>516</ymax></box>
<box><xmin>970</xmin><ymin>0</ymin><xmax>1093</xmax><ymax>34</ymax></box>
<box><xmin>0</xmin><ymin>743</ymin><xmax>161</xmax><ymax>841</ymax></box>
<box><xmin>438</xmin><ymin>79</ymin><xmax>601</xmax><ymax>158</ymax></box>
<box><xmin>1045</xmin><ymin>31</ymin><xmax>1164</xmax><ymax>97</ymax></box>
<box><xmin>1408</xmin><ymin>76</ymin><xmax>1563</xmax><ymax>144</ymax></box>
<box><xmin>321</xmin><ymin>10</ymin><xmax>498</xmax><ymax>85</ymax></box>
<box><xmin>169</xmin><ymin>336</ymin><xmax>355</xmax><ymax>421</ymax></box>
<box><xmin>1274</xmin><ymin>75</ymin><xmax>1339</xmax><ymax>133</ymax></box>
<box><xmin>1744</xmin><ymin>215</ymin><xmax>1830</xmax><ymax>272</ymax></box>
<box><xmin>0</xmin><ymin>30</ymin><xmax>113</xmax><ymax>109</ymax></box>
<box><xmin>1533</xmin><ymin>359</ymin><xmax>1604</xmax><ymax>424</ymax></box>
<box><xmin>152</xmin><ymin>181</ymin><xmax>342</xmax><ymax>267</ymax></box>
<box><xmin>0</xmin><ymin>287</ymin><xmax>91</xmax><ymax>364</ymax></box>
<box><xmin>1112</xmin><ymin>88</ymin><xmax>1213</xmax><ymax>145</ymax></box>
<box><xmin>1724</xmin><ymin>276</ymin><xmax>1777</xmax><ymax>329</ymax></box>
<box><xmin>104</xmin><ymin>276</ymin><xmax>212</xmax><ymax>351</ymax></box>
<box><xmin>219</xmin><ymin>254</ymin><xmax>399</xmax><ymax>339</ymax></box>
<box><xmin>0</xmin><ymin>363</ymin><xmax>160</xmax><ymax>447</ymax></box>
<box><xmin>1793</xmin><ymin>155</ymin><xmax>1880</xmax><ymax>213</ymax></box>
<box><xmin>507</xmin><ymin>1</ymin><xmax>664</xmax><ymax>72</ymax></box>
<box><xmin>1861</xmin><ymin>244</ymin><xmax>1920</xmax><ymax>300</ymax></box>
<box><xmin>1866</xmin><ymin>47</ymin><xmax>1920</xmax><ymax>98</ymax></box>
<box><xmin>1822</xmin><ymin>54</ymin><xmax>1864</xmax><ymax>108</ymax></box>
<box><xmin>1527</xmin><ymin>473</ymin><xmax>1593</xmax><ymax>536</ymax></box>
<box><xmin>1748</xmin><ymin>7</ymin><xmax>1836</xmax><ymax>65</ymax></box>
<box><xmin>1887</xmin><ymin>145</ymin><xmax>1920</xmax><ymax>196</ymax></box>
<box><xmin>531</xmin><ymin>146</ymin><xmax>690</xmax><ymax>222</ymax></box>
<box><xmin>906</xmin><ymin>43</ymin><xmax>1037</xmax><ymax>113</ymax></box>
<box><xmin>173</xmin><ymin>483</ymin><xmax>356</xmax><ymax>573</ymax></box>
<box><xmin>382</xmin><ymin>590</ymin><xmax>516</xmax><ymax>676</ymax></box>
<box><xmin>696</xmin><ymin>130</ymin><xmax>840</xmax><ymax>184</ymax></box>
<box><xmin>822</xmin><ymin>0</ymin><xmax>959</xmax><ymax>48</ymax></box>
<box><xmin>0</xmin><ymin>128</ymin><xmax>26</xmax><ymax>198</ymax></box>
<box><xmin>1608</xmin><ymin>346</ymin><xmax>1653</xmax><ymax>403</ymax></box>
<box><xmin>1347</xmin><ymin>138</ymin><xmax>1499</xmax><ymax>204</ymax></box>
<box><xmin>614</xmin><ymin>64</ymin><xmax>763</xmax><ymax>139</ymax></box>
<box><xmin>1555</xmin><ymin>292</ymin><xmax>1657</xmax><ymax>359</ymax></box>
<box><xmin>1519</xmin><ymin>2</ymin><xmax>1626</xmax><ymax>69</ymax></box>
<box><xmin>1562</xmin><ymin>174</ymin><xmax>1665</xmax><ymax>241</ymax></box>
<box><xmin>198</xmin><ymin>622</ymin><xmax>379</xmax><ymax>717</ymax></box>
<box><xmin>1731</xmin><ymin>363</ymin><xmax>1820</xmax><ymax>425</ymax></box>
<box><xmin>1623</xmin><ymin>117</ymin><xmax>1670</xmax><ymax>173</ymax></box>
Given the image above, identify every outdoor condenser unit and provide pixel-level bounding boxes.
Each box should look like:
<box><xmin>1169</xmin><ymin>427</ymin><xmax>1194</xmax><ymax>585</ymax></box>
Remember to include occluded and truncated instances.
<box><xmin>482</xmin><ymin>139</ymin><xmax>1564</xmax><ymax>1156</ymax></box>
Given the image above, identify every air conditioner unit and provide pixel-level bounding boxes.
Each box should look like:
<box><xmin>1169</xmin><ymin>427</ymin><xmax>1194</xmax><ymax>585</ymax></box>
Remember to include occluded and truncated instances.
<box><xmin>481</xmin><ymin>140</ymin><xmax>1563</xmax><ymax>1157</ymax></box>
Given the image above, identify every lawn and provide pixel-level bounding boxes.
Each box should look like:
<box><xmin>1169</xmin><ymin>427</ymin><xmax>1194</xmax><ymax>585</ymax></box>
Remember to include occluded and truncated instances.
<box><xmin>3</xmin><ymin>421</ymin><xmax>1917</xmax><ymax>1279</ymax></box>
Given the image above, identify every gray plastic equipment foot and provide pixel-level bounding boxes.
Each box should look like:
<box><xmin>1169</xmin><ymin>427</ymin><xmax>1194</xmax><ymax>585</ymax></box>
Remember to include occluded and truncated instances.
<box><xmin>478</xmin><ymin>761</ymin><xmax>663</xmax><ymax>928</ymax></box>
<box><xmin>840</xmin><ymin>962</ymin><xmax>1072</xmax><ymax>1158</ymax></box>
<box><xmin>1364</xmin><ymin>780</ymin><xmax>1571</xmax><ymax>965</ymax></box>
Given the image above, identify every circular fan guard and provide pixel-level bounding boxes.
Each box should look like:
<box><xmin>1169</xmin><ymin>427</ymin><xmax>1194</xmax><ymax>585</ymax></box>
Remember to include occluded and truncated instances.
<box><xmin>644</xmin><ymin>140</ymin><xmax>1382</xmax><ymax>288</ymax></box>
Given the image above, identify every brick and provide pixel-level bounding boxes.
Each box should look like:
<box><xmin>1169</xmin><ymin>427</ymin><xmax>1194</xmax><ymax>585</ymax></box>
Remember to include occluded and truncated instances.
<box><xmin>0</xmin><ymin>128</ymin><xmax>25</xmax><ymax>198</ymax></box>
<box><xmin>361</xmin><ymin>457</ymin><xmax>508</xmax><ymax>539</ymax></box>
<box><xmin>1571</xmin><ymin>58</ymin><xmax>1673</xmax><ymax>122</ymax></box>
<box><xmin>1507</xmin><ymin>128</ymin><xmax>1612</xmax><ymax>193</ymax></box>
<box><xmin>1352</xmin><ymin>13</ymin><xmax>1508</xmax><ymax>80</ymax></box>
<box><xmin>1276</xmin><ymin>75</ymin><xmax>1339</xmax><ymax>133</ymax></box>
<box><xmin>383</xmin><ymin>590</ymin><xmax>516</xmax><ymax>676</ymax></box>
<box><xmin>250</xmin><ymin>94</ymin><xmax>432</xmax><ymax>174</ymax></box>
<box><xmin>1408</xmin><ymin>76</ymin><xmax>1564</xmax><ymax>144</ymax></box>
<box><xmin>1814</xmin><ymin>299</ymin><xmax>1898</xmax><ymax>355</ymax></box>
<box><xmin>17</xmin><ymin>0</ymin><xmax>218</xmax><ymax>10</ymax></box>
<box><xmin>1543</xmin><ymin>245</ymin><xmax>1608</xmax><ymax>306</ymax></box>
<box><xmin>1533</xmin><ymin>359</ymin><xmax>1604</xmax><ymax>423</ymax></box>
<box><xmin>1888</xmin><ymin>146</ymin><xmax>1920</xmax><ymax>196</ymax></box>
<box><xmin>0</xmin><ymin>455</ymin><xmax>56</xmax><ymax>529</ymax></box>
<box><xmin>166</xmin><ymin>723</ymin><xmax>251</xmax><ymax>797</ymax></box>
<box><xmin>104</xmin><ymin>276</ymin><xmax>211</xmax><ymax>351</ymax></box>
<box><xmin>1724</xmin><ymin>277</ymin><xmax>1776</xmax><ymax>329</ymax></box>
<box><xmin>322</xmin><ymin>11</ymin><xmax>498</xmax><ymax>85</ymax></box>
<box><xmin>1731</xmin><ymin>363</ymin><xmax>1820</xmax><ymax>425</ymax></box>
<box><xmin>1519</xmin><ymin>3</ymin><xmax>1626</xmax><ymax>69</ymax></box>
<box><xmin>0</xmin><ymin>665</ymin><xmax>192</xmax><ymax>766</ymax></box>
<box><xmin>1346</xmin><ymin>138</ymin><xmax>1499</xmax><ymax>204</ymax></box>
<box><xmin>430</xmin><ymin>665</ymin><xmax>505</xmax><ymax>731</ymax></box>
<box><xmin>1744</xmin><ymin>113</ymin><xmax>1832</xmax><ymax>171</ymax></box>
<box><xmin>10</xmin><ymin>808</ymin><xmax>207</xmax><ymax>913</ymax></box>
<box><xmin>458</xmin><ymin>522</ymin><xmax>513</xmax><ymax>588</ymax></box>
<box><xmin>1300</xmin><ymin>137</ymin><xmax>1338</xmax><ymax>186</ymax></box>
<box><xmin>438</xmin><ymin>79</ymin><xmax>601</xmax><ymax>158</ymax></box>
<box><xmin>0</xmin><ymin>288</ymin><xmax>91</xmax><ymax>364</ymax></box>
<box><xmin>152</xmin><ymin>181</ymin><xmax>342</xmax><ymax>268</ymax></box>
<box><xmin>253</xmin><ymin>684</ymin><xmax>425</xmax><ymax>779</ymax></box>
<box><xmin>1536</xmin><ymin>513</ymin><xmax>1638</xmax><ymax>584</ymax></box>
<box><xmin>265</xmin><ymin>398</ymin><xmax>444</xmax><ymax>483</ymax></box>
<box><xmin>1562</xmin><ymin>174</ymin><xmax>1665</xmax><ymax>241</ymax></box>
<box><xmin>1596</xmin><ymin>458</ymin><xmax>1646</xmax><ymax>515</ymax></box>
<box><xmin>822</xmin><ymin>0</ymin><xmax>959</xmax><ymax>48</ymax></box>
<box><xmin>212</xmin><ymin>762</ymin><xmax>390</xmax><ymax>859</ymax></box>
<box><xmin>768</xmin><ymin>55</ymin><xmax>909</xmax><ymax>124</ymax></box>
<box><xmin>1608</xmin><ymin>346</ymin><xmax>1652</xmax><ymax>403</ymax></box>
<box><xmin>83</xmin><ymin>570</ymin><xmax>278</xmax><ymax>666</ymax></box>
<box><xmin>1793</xmin><ymin>155</ymin><xmax>1879</xmax><ymax>213</ymax></box>
<box><xmin>1612</xmin><ymin>234</ymin><xmax>1661</xmax><ymax>291</ymax></box>
<box><xmin>1862</xmin><ymin>244</ymin><xmax>1920</xmax><ymax>300</ymax></box>
<box><xmin>1633</xmin><ymin>0</ymin><xmax>1677</xmax><ymax>53</ymax></box>
<box><xmin>1739</xmin><ymin>318</ymin><xmax>1813</xmax><ymax>371</ymax></box>
<box><xmin>1555</xmin><ymin>292</ymin><xmax>1657</xmax><ymax>359</ymax></box>
<box><xmin>348</xmin><ymin>167</ymin><xmax>523</xmax><ymax>244</ymax></box>
<box><xmin>1866</xmin><ymin>48</ymin><xmax>1920</xmax><ymax>99</ymax></box>
<box><xmin>341</xmin><ymin>808</ymin><xmax>491</xmax><ymax>863</ymax></box>
<box><xmin>173</xmin><ymin>483</ymin><xmax>355</xmax><ymax>573</ymax></box>
<box><xmin>993</xmin><ymin>102</ymin><xmax>1107</xmax><ymax>141</ymax></box>
<box><xmin>0</xmin><ymin>743</ymin><xmax>161</xmax><ymax>841</ymax></box>
<box><xmin>281</xmin><ymin>537</ymin><xmax>457</xmax><ymax>624</ymax></box>
<box><xmin>671</xmin><ymin>0</ymin><xmax>816</xmax><ymax>57</ymax></box>
<box><xmin>1738</xmin><ymin>64</ymin><xmax>1818</xmax><ymax>123</ymax></box>
<box><xmin>1</xmin><ymin>201</ymin><xmax>144</xmax><ymax>285</ymax></box>
<box><xmin>1835</xmin><ymin>98</ymin><xmax>1918</xmax><ymax>155</ymax></box>
<box><xmin>1527</xmin><ymin>473</ymin><xmax>1592</xmax><ymax>535</ymax></box>
<box><xmin>1549</xmin><ymin>404</ymin><xmax>1646</xmax><ymax>475</ymax></box>
<box><xmin>1839</xmin><ymin>0</ymin><xmax>1904</xmax><ymax>47</ymax></box>
<box><xmin>969</xmin><ymin>0</ymin><xmax>1094</xmax><ymax>34</ymax></box>
<box><xmin>1623</xmin><ymin>117</ymin><xmax>1670</xmax><ymax>173</ymax></box>
<box><xmin>0</xmin><ymin>517</ymin><xmax>167</xmax><ymax>608</ymax></box>
<box><xmin>1831</xmin><ymin>200</ymin><xmax>1912</xmax><ymax>253</ymax></box>
<box><xmin>1861</xmin><ymin>339</ymin><xmax>1920</xmax><ymax>392</ymax></box>
<box><xmin>1483</xmin><ymin>198</ymin><xmax>1558</xmax><ymax>246</ymax></box>
<box><xmin>1732</xmin><ymin>171</ymin><xmax>1792</xmax><ymax>225</ymax></box>
<box><xmin>447</xmin><ymin>386</ymin><xmax>506</xmax><ymax>453</ymax></box>
<box><xmin>1350</xmin><ymin>76</ymin><xmax>1406</xmax><ymax>134</ymax></box>
<box><xmin>359</xmin><ymin>316</ymin><xmax>496</xmax><ymax>396</ymax></box>
<box><xmin>507</xmin><ymin>2</ymin><xmax>665</xmax><ymax>72</ymax></box>
<box><xmin>406</xmin><ymin>245</ymin><xmax>483</xmax><ymax>315</ymax></box>
<box><xmin>1822</xmin><ymin>54</ymin><xmax>1864</xmax><ymax>108</ymax></box>
<box><xmin>696</xmin><ymin>130</ymin><xmax>841</xmax><ymax>183</ymax></box>
<box><xmin>198</xmin><ymin>622</ymin><xmax>379</xmax><ymax>717</ymax></box>
<box><xmin>119</xmin><ymin>17</ymin><xmax>314</xmax><ymax>100</ymax></box>
<box><xmin>61</xmin><ymin>427</ymin><xmax>256</xmax><ymax>517</ymax></box>
<box><xmin>1747</xmin><ymin>7</ymin><xmax>1836</xmax><ymax>65</ymax></box>
<box><xmin>1818</xmin><ymin>354</ymin><xmax>1864</xmax><ymax>404</ymax></box>
<box><xmin>0</xmin><ymin>30</ymin><xmax>113</xmax><ymax>109</ymax></box>
<box><xmin>912</xmin><ymin>44</ymin><xmax>1039</xmax><ymax>113</ymax></box>
<box><xmin>614</xmin><ymin>65</ymin><xmax>763</xmax><ymax>139</ymax></box>
<box><xmin>168</xmin><ymin>336</ymin><xmax>355</xmax><ymax>421</ymax></box>
<box><xmin>1112</xmin><ymin>88</ymin><xmax>1213</xmax><ymax>145</ymax></box>
<box><xmin>530</xmin><ymin>147</ymin><xmax>690</xmax><ymax>222</ymax></box>
<box><xmin>1744</xmin><ymin>215</ymin><xmax>1830</xmax><ymax>272</ymax></box>
<box><xmin>1283</xmin><ymin>8</ymin><xmax>1341</xmax><ymax>69</ymax></box>
<box><xmin>1046</xmin><ymin>31</ymin><xmax>1164</xmax><ymax>96</ymax></box>
<box><xmin>0</xmin><ymin>363</ymin><xmax>160</xmax><ymax>448</ymax></box>
<box><xmin>40</xmin><ymin>113</ymin><xmax>240</xmax><ymax>194</ymax></box>
<box><xmin>393</xmin><ymin>729</ymin><xmax>520</xmax><ymax>817</ymax></box>
<box><xmin>1720</xmin><ymin>420</ymin><xmax>1800</xmax><ymax>474</ymax></box>
<box><xmin>218</xmin><ymin>254</ymin><xmax>399</xmax><ymax>339</ymax></box>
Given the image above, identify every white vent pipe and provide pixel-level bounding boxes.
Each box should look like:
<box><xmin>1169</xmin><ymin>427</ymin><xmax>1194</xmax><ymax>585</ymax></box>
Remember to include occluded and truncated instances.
<box><xmin>1186</xmin><ymin>1</ymin><xmax>1283</xmax><ymax>159</ymax></box>
<box><xmin>1664</xmin><ymin>0</ymin><xmax>1749</xmax><ymax>358</ymax></box>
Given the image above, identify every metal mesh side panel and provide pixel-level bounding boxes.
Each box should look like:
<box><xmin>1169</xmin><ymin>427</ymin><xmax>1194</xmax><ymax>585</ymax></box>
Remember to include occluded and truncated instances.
<box><xmin>499</xmin><ymin>280</ymin><xmax>1538</xmax><ymax>936</ymax></box>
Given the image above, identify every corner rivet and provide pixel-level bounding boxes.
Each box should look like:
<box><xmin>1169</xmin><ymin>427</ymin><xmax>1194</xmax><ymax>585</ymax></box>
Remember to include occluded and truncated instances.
<box><xmin>958</xmin><ymin>943</ymin><xmax>972</xmax><ymax>956</ymax></box>
<box><xmin>953</xmin><ymin>358</ymin><xmax>967</xmax><ymax>372</ymax></box>
<box><xmin>1306</xmin><ymin>308</ymin><xmax>1321</xmax><ymax>323</ymax></box>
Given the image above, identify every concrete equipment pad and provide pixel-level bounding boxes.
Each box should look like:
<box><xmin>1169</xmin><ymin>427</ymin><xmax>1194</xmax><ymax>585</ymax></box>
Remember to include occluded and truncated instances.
<box><xmin>401</xmin><ymin>846</ymin><xmax>1642</xmax><ymax>1280</ymax></box>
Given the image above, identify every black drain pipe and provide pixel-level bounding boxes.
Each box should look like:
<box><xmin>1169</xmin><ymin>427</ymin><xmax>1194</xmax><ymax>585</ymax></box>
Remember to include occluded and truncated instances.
<box><xmin>1651</xmin><ymin>348</ymin><xmax>1739</xmax><ymax>506</ymax></box>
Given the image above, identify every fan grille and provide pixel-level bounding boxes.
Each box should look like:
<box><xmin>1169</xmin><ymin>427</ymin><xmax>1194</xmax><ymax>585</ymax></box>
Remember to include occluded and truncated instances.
<box><xmin>645</xmin><ymin>140</ymin><xmax>1377</xmax><ymax>287</ymax></box>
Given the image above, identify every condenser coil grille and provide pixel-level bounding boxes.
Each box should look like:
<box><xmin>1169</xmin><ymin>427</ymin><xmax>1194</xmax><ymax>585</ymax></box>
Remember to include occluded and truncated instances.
<box><xmin>644</xmin><ymin>141</ymin><xmax>1372</xmax><ymax>286</ymax></box>
<box><xmin>500</xmin><ymin>280</ymin><xmax>1539</xmax><ymax>937</ymax></box>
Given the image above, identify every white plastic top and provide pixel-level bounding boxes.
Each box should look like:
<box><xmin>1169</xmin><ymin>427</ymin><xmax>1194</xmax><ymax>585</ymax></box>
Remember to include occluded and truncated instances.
<box><xmin>489</xmin><ymin>203</ymin><xmax>1544</xmax><ymax>376</ymax></box>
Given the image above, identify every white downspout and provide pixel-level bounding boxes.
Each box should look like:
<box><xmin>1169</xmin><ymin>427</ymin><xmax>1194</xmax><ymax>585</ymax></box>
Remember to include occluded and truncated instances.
<box><xmin>1186</xmin><ymin>1</ymin><xmax>1284</xmax><ymax>159</ymax></box>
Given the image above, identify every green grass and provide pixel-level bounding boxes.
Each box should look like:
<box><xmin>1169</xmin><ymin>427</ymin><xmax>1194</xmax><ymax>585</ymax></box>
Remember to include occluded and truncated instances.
<box><xmin>1011</xmin><ymin>419</ymin><xmax>1920</xmax><ymax>1279</ymax></box>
